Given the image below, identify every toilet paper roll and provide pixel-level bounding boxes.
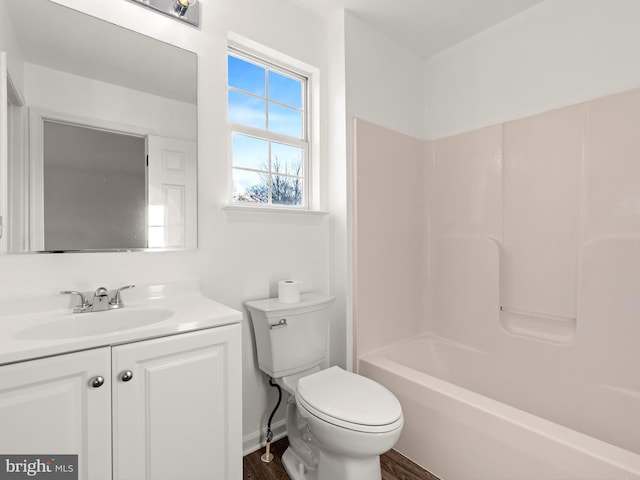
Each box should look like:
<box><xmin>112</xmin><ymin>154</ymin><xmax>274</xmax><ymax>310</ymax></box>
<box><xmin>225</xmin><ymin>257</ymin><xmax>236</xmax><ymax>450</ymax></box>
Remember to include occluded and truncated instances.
<box><xmin>278</xmin><ymin>280</ymin><xmax>301</xmax><ymax>304</ymax></box>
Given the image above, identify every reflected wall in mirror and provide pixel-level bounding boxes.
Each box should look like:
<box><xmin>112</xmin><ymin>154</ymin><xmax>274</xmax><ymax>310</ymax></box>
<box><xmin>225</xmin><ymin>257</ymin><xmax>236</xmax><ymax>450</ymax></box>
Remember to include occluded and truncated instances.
<box><xmin>0</xmin><ymin>0</ymin><xmax>197</xmax><ymax>253</ymax></box>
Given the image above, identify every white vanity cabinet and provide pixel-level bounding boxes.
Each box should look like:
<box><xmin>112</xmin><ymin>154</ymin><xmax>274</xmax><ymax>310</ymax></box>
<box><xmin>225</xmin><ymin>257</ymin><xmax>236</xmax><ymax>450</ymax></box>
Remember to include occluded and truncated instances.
<box><xmin>0</xmin><ymin>347</ymin><xmax>113</xmax><ymax>478</ymax></box>
<box><xmin>112</xmin><ymin>325</ymin><xmax>241</xmax><ymax>480</ymax></box>
<box><xmin>0</xmin><ymin>324</ymin><xmax>242</xmax><ymax>480</ymax></box>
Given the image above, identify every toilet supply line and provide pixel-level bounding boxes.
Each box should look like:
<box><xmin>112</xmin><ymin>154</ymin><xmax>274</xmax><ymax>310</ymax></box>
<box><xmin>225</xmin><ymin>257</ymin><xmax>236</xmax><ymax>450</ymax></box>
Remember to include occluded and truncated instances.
<box><xmin>261</xmin><ymin>377</ymin><xmax>282</xmax><ymax>463</ymax></box>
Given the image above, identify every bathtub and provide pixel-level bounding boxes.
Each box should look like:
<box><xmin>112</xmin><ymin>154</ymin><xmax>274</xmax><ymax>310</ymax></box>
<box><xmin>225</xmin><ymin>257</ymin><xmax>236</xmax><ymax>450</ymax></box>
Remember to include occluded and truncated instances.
<box><xmin>359</xmin><ymin>335</ymin><xmax>640</xmax><ymax>479</ymax></box>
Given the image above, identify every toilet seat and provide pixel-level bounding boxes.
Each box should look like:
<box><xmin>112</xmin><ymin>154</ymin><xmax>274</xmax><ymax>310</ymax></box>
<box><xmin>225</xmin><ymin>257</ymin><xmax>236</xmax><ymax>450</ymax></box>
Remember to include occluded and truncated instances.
<box><xmin>296</xmin><ymin>366</ymin><xmax>403</xmax><ymax>434</ymax></box>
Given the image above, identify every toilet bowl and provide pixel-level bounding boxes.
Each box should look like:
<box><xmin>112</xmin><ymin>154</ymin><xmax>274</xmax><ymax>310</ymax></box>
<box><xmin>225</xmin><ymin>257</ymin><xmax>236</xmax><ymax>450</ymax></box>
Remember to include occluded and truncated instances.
<box><xmin>293</xmin><ymin>366</ymin><xmax>403</xmax><ymax>480</ymax></box>
<box><xmin>245</xmin><ymin>294</ymin><xmax>404</xmax><ymax>480</ymax></box>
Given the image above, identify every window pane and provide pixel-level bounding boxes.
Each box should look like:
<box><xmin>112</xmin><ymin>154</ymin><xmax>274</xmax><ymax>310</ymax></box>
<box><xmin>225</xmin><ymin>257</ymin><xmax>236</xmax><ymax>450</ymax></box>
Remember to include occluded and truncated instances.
<box><xmin>228</xmin><ymin>55</ymin><xmax>265</xmax><ymax>97</ymax></box>
<box><xmin>271</xmin><ymin>142</ymin><xmax>302</xmax><ymax>176</ymax></box>
<box><xmin>268</xmin><ymin>71</ymin><xmax>302</xmax><ymax>108</ymax></box>
<box><xmin>232</xmin><ymin>134</ymin><xmax>269</xmax><ymax>171</ymax></box>
<box><xmin>228</xmin><ymin>91</ymin><xmax>266</xmax><ymax>129</ymax></box>
<box><xmin>268</xmin><ymin>103</ymin><xmax>303</xmax><ymax>138</ymax></box>
<box><xmin>271</xmin><ymin>175</ymin><xmax>303</xmax><ymax>206</ymax></box>
<box><xmin>233</xmin><ymin>169</ymin><xmax>269</xmax><ymax>204</ymax></box>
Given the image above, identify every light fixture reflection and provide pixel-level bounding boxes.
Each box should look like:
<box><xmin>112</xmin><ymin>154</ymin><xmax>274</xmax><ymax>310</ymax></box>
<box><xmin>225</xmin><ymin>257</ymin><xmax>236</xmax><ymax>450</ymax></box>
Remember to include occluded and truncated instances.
<box><xmin>175</xmin><ymin>0</ymin><xmax>197</xmax><ymax>17</ymax></box>
<box><xmin>128</xmin><ymin>0</ymin><xmax>200</xmax><ymax>27</ymax></box>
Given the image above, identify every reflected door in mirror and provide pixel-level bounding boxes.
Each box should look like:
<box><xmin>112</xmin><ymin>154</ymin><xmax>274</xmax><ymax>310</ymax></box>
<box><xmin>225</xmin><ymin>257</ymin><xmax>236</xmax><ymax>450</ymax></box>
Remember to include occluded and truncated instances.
<box><xmin>147</xmin><ymin>136</ymin><xmax>196</xmax><ymax>249</ymax></box>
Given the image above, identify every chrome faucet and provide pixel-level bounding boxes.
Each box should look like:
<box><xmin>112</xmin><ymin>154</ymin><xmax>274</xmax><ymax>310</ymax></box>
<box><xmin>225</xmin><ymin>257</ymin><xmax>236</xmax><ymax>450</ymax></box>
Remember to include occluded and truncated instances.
<box><xmin>60</xmin><ymin>285</ymin><xmax>136</xmax><ymax>313</ymax></box>
<box><xmin>91</xmin><ymin>287</ymin><xmax>110</xmax><ymax>312</ymax></box>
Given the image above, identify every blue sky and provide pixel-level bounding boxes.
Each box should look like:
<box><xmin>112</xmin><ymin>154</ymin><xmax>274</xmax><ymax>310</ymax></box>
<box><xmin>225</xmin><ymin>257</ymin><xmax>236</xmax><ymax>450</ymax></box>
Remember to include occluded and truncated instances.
<box><xmin>228</xmin><ymin>54</ymin><xmax>303</xmax><ymax>138</ymax></box>
<box><xmin>228</xmin><ymin>54</ymin><xmax>305</xmax><ymax>202</ymax></box>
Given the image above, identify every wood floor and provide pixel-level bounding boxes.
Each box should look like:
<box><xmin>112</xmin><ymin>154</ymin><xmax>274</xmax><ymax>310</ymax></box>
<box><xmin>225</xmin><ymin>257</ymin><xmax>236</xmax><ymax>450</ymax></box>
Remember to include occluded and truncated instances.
<box><xmin>243</xmin><ymin>437</ymin><xmax>440</xmax><ymax>480</ymax></box>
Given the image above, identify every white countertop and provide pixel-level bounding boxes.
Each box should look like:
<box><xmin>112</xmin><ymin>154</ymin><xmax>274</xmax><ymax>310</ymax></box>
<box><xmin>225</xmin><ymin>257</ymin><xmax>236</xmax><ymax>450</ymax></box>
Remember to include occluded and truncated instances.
<box><xmin>0</xmin><ymin>282</ymin><xmax>242</xmax><ymax>365</ymax></box>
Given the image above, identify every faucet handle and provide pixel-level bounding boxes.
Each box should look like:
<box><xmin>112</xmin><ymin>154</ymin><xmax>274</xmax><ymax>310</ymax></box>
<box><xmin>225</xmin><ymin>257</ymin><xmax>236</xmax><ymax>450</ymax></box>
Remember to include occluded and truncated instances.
<box><xmin>60</xmin><ymin>290</ymin><xmax>91</xmax><ymax>313</ymax></box>
<box><xmin>109</xmin><ymin>285</ymin><xmax>135</xmax><ymax>309</ymax></box>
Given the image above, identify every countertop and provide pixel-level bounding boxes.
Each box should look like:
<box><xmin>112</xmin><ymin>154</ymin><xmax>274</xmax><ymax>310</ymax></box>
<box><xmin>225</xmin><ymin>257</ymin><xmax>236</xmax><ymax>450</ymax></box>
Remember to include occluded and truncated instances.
<box><xmin>0</xmin><ymin>282</ymin><xmax>242</xmax><ymax>365</ymax></box>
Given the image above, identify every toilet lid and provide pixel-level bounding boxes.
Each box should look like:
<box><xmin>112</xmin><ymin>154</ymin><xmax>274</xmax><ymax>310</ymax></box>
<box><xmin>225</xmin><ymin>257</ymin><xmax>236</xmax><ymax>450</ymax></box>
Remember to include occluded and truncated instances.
<box><xmin>296</xmin><ymin>366</ymin><xmax>403</xmax><ymax>433</ymax></box>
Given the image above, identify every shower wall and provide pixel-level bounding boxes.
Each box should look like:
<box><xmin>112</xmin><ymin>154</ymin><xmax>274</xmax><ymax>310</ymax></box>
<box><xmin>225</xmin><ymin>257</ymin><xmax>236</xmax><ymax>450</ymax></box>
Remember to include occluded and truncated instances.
<box><xmin>431</xmin><ymin>87</ymin><xmax>640</xmax><ymax>351</ymax></box>
<box><xmin>353</xmin><ymin>119</ymin><xmax>428</xmax><ymax>360</ymax></box>
<box><xmin>355</xmin><ymin>87</ymin><xmax>640</xmax><ymax>362</ymax></box>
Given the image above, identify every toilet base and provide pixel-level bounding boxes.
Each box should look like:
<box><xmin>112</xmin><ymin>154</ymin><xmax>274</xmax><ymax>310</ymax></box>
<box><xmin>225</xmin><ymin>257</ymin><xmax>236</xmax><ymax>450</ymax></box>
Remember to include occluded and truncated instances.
<box><xmin>316</xmin><ymin>449</ymin><xmax>382</xmax><ymax>480</ymax></box>
<box><xmin>282</xmin><ymin>446</ymin><xmax>317</xmax><ymax>480</ymax></box>
<box><xmin>283</xmin><ymin>446</ymin><xmax>382</xmax><ymax>480</ymax></box>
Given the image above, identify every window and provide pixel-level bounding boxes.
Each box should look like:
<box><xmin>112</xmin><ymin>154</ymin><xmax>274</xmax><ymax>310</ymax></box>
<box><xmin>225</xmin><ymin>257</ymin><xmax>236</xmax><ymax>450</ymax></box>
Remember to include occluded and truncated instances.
<box><xmin>227</xmin><ymin>48</ymin><xmax>308</xmax><ymax>208</ymax></box>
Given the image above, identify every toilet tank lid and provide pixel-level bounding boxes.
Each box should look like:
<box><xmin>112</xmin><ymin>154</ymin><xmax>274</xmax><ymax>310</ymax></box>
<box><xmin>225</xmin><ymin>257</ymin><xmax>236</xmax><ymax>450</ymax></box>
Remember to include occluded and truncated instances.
<box><xmin>296</xmin><ymin>366</ymin><xmax>403</xmax><ymax>428</ymax></box>
<box><xmin>245</xmin><ymin>293</ymin><xmax>335</xmax><ymax>318</ymax></box>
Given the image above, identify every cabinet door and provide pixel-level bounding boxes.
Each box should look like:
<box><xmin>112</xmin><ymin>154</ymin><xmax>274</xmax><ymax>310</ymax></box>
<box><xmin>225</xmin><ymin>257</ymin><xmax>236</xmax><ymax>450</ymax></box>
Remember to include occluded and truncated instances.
<box><xmin>112</xmin><ymin>324</ymin><xmax>242</xmax><ymax>480</ymax></box>
<box><xmin>0</xmin><ymin>348</ymin><xmax>112</xmax><ymax>480</ymax></box>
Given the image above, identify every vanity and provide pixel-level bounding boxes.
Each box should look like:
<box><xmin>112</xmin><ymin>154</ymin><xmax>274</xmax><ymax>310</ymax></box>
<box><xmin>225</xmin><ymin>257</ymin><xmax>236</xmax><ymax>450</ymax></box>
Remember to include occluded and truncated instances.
<box><xmin>0</xmin><ymin>1</ymin><xmax>242</xmax><ymax>477</ymax></box>
<box><xmin>0</xmin><ymin>283</ymin><xmax>242</xmax><ymax>479</ymax></box>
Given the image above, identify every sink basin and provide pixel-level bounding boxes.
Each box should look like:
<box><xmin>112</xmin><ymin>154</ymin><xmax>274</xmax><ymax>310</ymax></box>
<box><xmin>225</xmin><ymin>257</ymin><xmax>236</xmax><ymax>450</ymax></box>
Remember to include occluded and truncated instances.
<box><xmin>15</xmin><ymin>308</ymin><xmax>174</xmax><ymax>340</ymax></box>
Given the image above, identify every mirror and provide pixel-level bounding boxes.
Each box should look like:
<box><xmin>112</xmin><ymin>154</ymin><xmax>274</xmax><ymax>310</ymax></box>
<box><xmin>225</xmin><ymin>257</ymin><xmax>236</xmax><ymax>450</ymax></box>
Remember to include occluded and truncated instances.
<box><xmin>0</xmin><ymin>0</ymin><xmax>197</xmax><ymax>253</ymax></box>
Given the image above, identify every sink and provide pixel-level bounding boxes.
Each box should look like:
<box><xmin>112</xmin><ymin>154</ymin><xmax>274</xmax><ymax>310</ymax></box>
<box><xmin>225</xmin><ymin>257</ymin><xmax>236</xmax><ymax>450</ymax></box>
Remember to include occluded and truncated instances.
<box><xmin>15</xmin><ymin>308</ymin><xmax>174</xmax><ymax>340</ymax></box>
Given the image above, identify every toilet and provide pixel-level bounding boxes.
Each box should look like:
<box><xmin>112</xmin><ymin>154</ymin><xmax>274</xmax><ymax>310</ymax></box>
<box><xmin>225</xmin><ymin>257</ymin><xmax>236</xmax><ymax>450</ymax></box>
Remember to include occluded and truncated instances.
<box><xmin>246</xmin><ymin>293</ymin><xmax>403</xmax><ymax>480</ymax></box>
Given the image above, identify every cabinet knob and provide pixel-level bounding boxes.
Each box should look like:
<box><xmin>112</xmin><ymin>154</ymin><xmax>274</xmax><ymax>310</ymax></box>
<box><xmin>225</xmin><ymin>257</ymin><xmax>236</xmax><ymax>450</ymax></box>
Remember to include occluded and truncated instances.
<box><xmin>89</xmin><ymin>376</ymin><xmax>105</xmax><ymax>388</ymax></box>
<box><xmin>120</xmin><ymin>370</ymin><xmax>134</xmax><ymax>382</ymax></box>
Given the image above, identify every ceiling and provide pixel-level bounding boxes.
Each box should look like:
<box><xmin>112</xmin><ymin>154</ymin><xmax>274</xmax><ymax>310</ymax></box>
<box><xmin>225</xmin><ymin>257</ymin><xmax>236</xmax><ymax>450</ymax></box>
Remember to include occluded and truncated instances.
<box><xmin>287</xmin><ymin>0</ymin><xmax>544</xmax><ymax>59</ymax></box>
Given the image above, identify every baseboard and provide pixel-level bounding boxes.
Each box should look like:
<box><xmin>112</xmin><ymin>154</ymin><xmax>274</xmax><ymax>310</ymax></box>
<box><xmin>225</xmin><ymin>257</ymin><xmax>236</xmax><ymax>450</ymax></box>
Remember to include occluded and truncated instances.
<box><xmin>242</xmin><ymin>419</ymin><xmax>287</xmax><ymax>456</ymax></box>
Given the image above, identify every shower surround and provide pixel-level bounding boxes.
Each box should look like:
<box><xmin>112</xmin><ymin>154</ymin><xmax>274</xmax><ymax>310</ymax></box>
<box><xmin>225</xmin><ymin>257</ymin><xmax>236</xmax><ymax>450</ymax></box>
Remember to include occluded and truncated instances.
<box><xmin>353</xmin><ymin>88</ymin><xmax>640</xmax><ymax>478</ymax></box>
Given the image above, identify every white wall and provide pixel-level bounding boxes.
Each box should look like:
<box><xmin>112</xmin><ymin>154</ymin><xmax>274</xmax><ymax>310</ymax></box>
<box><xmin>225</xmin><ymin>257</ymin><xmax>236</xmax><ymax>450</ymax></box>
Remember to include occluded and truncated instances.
<box><xmin>0</xmin><ymin>1</ymin><xmax>25</xmax><ymax>92</ymax></box>
<box><xmin>326</xmin><ymin>9</ymin><xmax>350</xmax><ymax>370</ymax></box>
<box><xmin>424</xmin><ymin>0</ymin><xmax>640</xmax><ymax>139</ymax></box>
<box><xmin>345</xmin><ymin>12</ymin><xmax>426</xmax><ymax>140</ymax></box>
<box><xmin>0</xmin><ymin>0</ymin><xmax>338</xmax><ymax>455</ymax></box>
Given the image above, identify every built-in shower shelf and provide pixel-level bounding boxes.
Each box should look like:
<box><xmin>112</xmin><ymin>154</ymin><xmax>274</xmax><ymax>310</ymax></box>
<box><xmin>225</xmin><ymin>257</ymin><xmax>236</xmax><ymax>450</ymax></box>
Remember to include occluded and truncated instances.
<box><xmin>499</xmin><ymin>306</ymin><xmax>576</xmax><ymax>345</ymax></box>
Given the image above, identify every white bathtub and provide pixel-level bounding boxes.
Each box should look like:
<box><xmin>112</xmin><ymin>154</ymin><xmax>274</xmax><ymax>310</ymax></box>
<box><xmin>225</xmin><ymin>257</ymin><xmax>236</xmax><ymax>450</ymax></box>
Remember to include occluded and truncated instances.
<box><xmin>359</xmin><ymin>335</ymin><xmax>640</xmax><ymax>479</ymax></box>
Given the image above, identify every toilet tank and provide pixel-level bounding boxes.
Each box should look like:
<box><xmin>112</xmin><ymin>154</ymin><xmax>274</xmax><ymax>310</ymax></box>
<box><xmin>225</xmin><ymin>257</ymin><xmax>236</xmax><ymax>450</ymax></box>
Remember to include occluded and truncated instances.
<box><xmin>245</xmin><ymin>293</ymin><xmax>335</xmax><ymax>378</ymax></box>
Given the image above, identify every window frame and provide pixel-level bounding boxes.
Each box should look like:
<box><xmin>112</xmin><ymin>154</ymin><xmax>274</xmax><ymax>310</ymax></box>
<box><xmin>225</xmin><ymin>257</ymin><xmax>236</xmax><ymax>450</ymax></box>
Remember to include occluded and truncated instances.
<box><xmin>227</xmin><ymin>46</ymin><xmax>311</xmax><ymax>209</ymax></box>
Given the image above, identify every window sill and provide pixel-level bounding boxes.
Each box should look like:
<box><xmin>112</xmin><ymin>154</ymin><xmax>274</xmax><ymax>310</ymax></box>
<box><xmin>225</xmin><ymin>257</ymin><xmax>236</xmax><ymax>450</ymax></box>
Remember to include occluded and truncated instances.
<box><xmin>222</xmin><ymin>205</ymin><xmax>330</xmax><ymax>224</ymax></box>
